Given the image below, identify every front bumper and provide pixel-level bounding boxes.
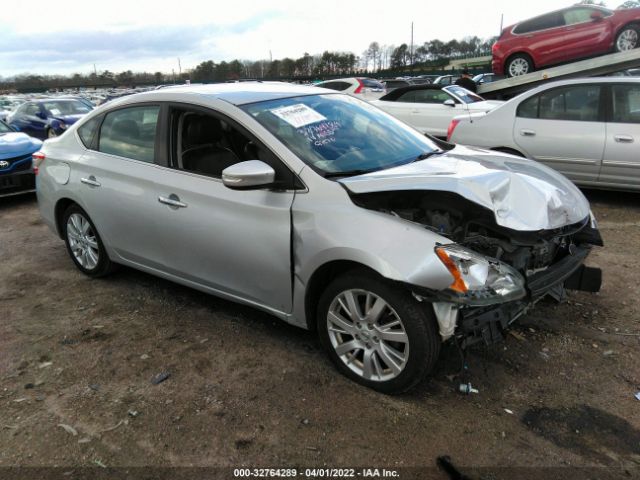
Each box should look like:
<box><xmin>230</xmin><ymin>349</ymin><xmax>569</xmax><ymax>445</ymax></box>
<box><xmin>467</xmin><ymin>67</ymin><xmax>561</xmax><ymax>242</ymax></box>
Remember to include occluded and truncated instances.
<box><xmin>0</xmin><ymin>169</ymin><xmax>36</xmax><ymax>198</ymax></box>
<box><xmin>456</xmin><ymin>244</ymin><xmax>601</xmax><ymax>346</ymax></box>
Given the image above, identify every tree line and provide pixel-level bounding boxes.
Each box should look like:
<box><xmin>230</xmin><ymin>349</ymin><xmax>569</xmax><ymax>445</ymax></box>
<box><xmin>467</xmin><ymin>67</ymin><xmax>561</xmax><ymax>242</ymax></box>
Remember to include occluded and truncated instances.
<box><xmin>0</xmin><ymin>35</ymin><xmax>496</xmax><ymax>92</ymax></box>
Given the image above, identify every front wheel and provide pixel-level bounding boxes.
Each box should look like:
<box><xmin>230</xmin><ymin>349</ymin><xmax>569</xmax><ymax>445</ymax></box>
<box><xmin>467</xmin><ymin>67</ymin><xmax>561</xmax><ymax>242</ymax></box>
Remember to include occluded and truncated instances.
<box><xmin>505</xmin><ymin>54</ymin><xmax>533</xmax><ymax>77</ymax></box>
<box><xmin>317</xmin><ymin>271</ymin><xmax>441</xmax><ymax>394</ymax></box>
<box><xmin>615</xmin><ymin>25</ymin><xmax>639</xmax><ymax>52</ymax></box>
<box><xmin>62</xmin><ymin>204</ymin><xmax>114</xmax><ymax>277</ymax></box>
<box><xmin>47</xmin><ymin>128</ymin><xmax>58</xmax><ymax>139</ymax></box>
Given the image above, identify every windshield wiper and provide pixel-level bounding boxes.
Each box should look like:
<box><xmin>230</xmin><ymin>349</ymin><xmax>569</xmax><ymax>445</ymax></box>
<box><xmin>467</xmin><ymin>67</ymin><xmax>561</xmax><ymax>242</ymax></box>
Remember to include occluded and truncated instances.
<box><xmin>324</xmin><ymin>168</ymin><xmax>379</xmax><ymax>178</ymax></box>
<box><xmin>413</xmin><ymin>149</ymin><xmax>445</xmax><ymax>162</ymax></box>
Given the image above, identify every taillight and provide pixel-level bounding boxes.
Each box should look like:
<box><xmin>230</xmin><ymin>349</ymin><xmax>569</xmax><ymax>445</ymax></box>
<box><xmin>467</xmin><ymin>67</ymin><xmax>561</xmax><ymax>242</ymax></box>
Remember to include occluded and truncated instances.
<box><xmin>32</xmin><ymin>151</ymin><xmax>45</xmax><ymax>175</ymax></box>
<box><xmin>446</xmin><ymin>119</ymin><xmax>460</xmax><ymax>141</ymax></box>
<box><xmin>353</xmin><ymin>78</ymin><xmax>364</xmax><ymax>94</ymax></box>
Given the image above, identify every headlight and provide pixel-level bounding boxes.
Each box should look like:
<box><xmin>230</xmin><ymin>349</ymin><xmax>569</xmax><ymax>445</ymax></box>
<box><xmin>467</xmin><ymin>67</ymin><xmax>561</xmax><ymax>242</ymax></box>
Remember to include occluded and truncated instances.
<box><xmin>435</xmin><ymin>244</ymin><xmax>525</xmax><ymax>306</ymax></box>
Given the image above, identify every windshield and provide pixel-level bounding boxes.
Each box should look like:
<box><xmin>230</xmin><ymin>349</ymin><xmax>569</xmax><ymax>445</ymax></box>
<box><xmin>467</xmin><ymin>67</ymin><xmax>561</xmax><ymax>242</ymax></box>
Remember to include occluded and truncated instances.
<box><xmin>445</xmin><ymin>85</ymin><xmax>485</xmax><ymax>104</ymax></box>
<box><xmin>42</xmin><ymin>100</ymin><xmax>91</xmax><ymax>116</ymax></box>
<box><xmin>242</xmin><ymin>94</ymin><xmax>439</xmax><ymax>176</ymax></box>
<box><xmin>0</xmin><ymin>121</ymin><xmax>12</xmax><ymax>134</ymax></box>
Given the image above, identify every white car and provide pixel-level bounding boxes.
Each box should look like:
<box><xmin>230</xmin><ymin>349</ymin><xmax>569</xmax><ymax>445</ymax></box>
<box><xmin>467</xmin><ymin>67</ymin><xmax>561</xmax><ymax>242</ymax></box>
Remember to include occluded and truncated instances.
<box><xmin>370</xmin><ymin>85</ymin><xmax>504</xmax><ymax>138</ymax></box>
<box><xmin>314</xmin><ymin>77</ymin><xmax>386</xmax><ymax>101</ymax></box>
<box><xmin>448</xmin><ymin>78</ymin><xmax>640</xmax><ymax>191</ymax></box>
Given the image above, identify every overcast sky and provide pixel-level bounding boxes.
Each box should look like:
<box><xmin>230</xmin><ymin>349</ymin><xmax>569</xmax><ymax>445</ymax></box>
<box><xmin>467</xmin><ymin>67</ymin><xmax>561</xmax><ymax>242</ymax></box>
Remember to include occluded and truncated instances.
<box><xmin>0</xmin><ymin>0</ymin><xmax>610</xmax><ymax>77</ymax></box>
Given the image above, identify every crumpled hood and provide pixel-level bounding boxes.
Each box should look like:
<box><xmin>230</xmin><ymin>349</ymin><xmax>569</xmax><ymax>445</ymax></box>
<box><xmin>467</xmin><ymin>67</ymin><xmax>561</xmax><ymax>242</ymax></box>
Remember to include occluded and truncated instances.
<box><xmin>0</xmin><ymin>132</ymin><xmax>42</xmax><ymax>159</ymax></box>
<box><xmin>339</xmin><ymin>145</ymin><xmax>590</xmax><ymax>231</ymax></box>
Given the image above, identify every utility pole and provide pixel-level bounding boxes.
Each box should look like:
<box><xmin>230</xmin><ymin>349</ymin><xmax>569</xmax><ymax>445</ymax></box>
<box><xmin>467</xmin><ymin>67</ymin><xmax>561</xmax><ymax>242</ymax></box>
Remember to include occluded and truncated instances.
<box><xmin>410</xmin><ymin>22</ymin><xmax>414</xmax><ymax>67</ymax></box>
<box><xmin>500</xmin><ymin>14</ymin><xmax>504</xmax><ymax>34</ymax></box>
<box><xmin>178</xmin><ymin>58</ymin><xmax>182</xmax><ymax>76</ymax></box>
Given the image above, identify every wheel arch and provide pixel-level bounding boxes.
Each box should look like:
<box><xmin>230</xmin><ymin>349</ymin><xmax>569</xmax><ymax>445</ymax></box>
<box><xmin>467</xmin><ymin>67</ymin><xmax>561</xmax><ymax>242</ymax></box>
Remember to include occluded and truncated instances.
<box><xmin>303</xmin><ymin>260</ymin><xmax>382</xmax><ymax>331</ymax></box>
<box><xmin>54</xmin><ymin>197</ymin><xmax>78</xmax><ymax>238</ymax></box>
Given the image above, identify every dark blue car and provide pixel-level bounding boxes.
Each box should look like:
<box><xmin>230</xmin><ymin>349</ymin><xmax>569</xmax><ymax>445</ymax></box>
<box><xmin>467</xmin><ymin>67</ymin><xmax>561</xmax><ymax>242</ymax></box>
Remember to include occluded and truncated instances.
<box><xmin>8</xmin><ymin>98</ymin><xmax>92</xmax><ymax>140</ymax></box>
<box><xmin>0</xmin><ymin>120</ymin><xmax>43</xmax><ymax>197</ymax></box>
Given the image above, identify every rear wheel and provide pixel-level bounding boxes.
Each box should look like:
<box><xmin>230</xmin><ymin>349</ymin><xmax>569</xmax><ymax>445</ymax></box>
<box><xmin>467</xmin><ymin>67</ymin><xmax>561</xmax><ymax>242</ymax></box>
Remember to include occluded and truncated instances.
<box><xmin>615</xmin><ymin>25</ymin><xmax>639</xmax><ymax>52</ymax></box>
<box><xmin>317</xmin><ymin>270</ymin><xmax>441</xmax><ymax>394</ymax></box>
<box><xmin>505</xmin><ymin>54</ymin><xmax>533</xmax><ymax>77</ymax></box>
<box><xmin>47</xmin><ymin>128</ymin><xmax>57</xmax><ymax>139</ymax></box>
<box><xmin>62</xmin><ymin>204</ymin><xmax>114</xmax><ymax>277</ymax></box>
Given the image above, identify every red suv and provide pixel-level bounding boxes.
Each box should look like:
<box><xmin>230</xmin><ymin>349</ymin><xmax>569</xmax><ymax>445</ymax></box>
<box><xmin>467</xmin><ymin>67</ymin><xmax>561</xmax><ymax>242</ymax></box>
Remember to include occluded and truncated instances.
<box><xmin>492</xmin><ymin>5</ymin><xmax>640</xmax><ymax>77</ymax></box>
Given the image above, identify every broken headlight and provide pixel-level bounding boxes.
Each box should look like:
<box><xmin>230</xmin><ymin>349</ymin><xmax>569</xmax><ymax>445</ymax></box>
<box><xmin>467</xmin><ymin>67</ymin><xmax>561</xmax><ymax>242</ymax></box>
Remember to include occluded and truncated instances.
<box><xmin>435</xmin><ymin>244</ymin><xmax>525</xmax><ymax>306</ymax></box>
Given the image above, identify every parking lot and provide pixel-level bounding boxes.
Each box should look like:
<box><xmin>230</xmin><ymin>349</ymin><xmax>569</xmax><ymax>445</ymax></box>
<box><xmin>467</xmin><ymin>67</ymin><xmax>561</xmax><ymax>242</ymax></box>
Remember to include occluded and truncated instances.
<box><xmin>0</xmin><ymin>190</ymin><xmax>639</xmax><ymax>477</ymax></box>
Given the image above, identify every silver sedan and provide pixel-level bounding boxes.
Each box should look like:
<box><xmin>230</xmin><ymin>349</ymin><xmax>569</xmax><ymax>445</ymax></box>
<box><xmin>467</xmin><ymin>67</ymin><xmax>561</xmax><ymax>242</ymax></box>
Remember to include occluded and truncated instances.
<box><xmin>36</xmin><ymin>83</ymin><xmax>602</xmax><ymax>393</ymax></box>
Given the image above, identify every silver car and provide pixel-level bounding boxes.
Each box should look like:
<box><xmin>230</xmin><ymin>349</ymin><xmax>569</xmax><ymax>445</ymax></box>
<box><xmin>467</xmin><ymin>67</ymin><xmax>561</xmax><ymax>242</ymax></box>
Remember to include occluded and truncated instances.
<box><xmin>36</xmin><ymin>83</ymin><xmax>602</xmax><ymax>393</ymax></box>
<box><xmin>449</xmin><ymin>78</ymin><xmax>640</xmax><ymax>191</ymax></box>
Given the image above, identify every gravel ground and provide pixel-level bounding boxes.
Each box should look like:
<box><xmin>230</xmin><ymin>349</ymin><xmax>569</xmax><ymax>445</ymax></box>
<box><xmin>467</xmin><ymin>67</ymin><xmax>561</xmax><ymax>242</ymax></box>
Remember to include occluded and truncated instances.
<box><xmin>0</xmin><ymin>191</ymin><xmax>639</xmax><ymax>479</ymax></box>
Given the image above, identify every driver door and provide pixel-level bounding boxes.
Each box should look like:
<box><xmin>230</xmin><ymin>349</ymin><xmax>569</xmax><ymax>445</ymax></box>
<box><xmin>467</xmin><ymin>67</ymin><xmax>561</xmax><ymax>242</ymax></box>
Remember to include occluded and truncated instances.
<box><xmin>151</xmin><ymin>105</ymin><xmax>298</xmax><ymax>315</ymax></box>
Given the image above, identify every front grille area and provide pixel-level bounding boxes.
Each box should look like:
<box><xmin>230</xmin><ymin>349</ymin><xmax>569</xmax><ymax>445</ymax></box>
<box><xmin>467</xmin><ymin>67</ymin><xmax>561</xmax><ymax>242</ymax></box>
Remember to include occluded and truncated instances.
<box><xmin>0</xmin><ymin>154</ymin><xmax>33</xmax><ymax>174</ymax></box>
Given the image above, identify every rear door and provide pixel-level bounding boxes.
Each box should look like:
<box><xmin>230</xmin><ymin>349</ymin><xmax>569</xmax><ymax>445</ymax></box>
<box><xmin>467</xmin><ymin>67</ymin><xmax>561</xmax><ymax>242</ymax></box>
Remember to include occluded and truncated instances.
<box><xmin>561</xmin><ymin>7</ymin><xmax>612</xmax><ymax>59</ymax></box>
<box><xmin>600</xmin><ymin>83</ymin><xmax>640</xmax><ymax>188</ymax></box>
<box><xmin>513</xmin><ymin>84</ymin><xmax>605</xmax><ymax>183</ymax></box>
<box><xmin>514</xmin><ymin>12</ymin><xmax>567</xmax><ymax>67</ymax></box>
<box><xmin>74</xmin><ymin>104</ymin><xmax>167</xmax><ymax>268</ymax></box>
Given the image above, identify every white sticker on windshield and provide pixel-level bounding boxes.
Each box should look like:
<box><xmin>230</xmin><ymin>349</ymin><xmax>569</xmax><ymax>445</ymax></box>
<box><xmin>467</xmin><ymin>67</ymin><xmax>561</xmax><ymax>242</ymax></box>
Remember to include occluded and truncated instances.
<box><xmin>50</xmin><ymin>108</ymin><xmax>61</xmax><ymax>115</ymax></box>
<box><xmin>270</xmin><ymin>104</ymin><xmax>326</xmax><ymax>128</ymax></box>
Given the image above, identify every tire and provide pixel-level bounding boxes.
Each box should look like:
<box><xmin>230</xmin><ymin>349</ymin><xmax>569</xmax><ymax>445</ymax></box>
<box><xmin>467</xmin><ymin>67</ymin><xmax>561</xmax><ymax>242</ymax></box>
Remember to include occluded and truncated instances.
<box><xmin>62</xmin><ymin>204</ymin><xmax>114</xmax><ymax>277</ymax></box>
<box><xmin>317</xmin><ymin>270</ymin><xmax>441</xmax><ymax>394</ymax></box>
<box><xmin>615</xmin><ymin>24</ymin><xmax>639</xmax><ymax>52</ymax></box>
<box><xmin>47</xmin><ymin>128</ymin><xmax>57</xmax><ymax>139</ymax></box>
<box><xmin>505</xmin><ymin>54</ymin><xmax>533</xmax><ymax>77</ymax></box>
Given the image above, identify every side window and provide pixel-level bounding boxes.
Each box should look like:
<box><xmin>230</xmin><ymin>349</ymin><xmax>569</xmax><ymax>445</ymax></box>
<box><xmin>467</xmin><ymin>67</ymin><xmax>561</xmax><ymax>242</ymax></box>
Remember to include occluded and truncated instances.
<box><xmin>25</xmin><ymin>104</ymin><xmax>40</xmax><ymax>116</ymax></box>
<box><xmin>611</xmin><ymin>85</ymin><xmax>640</xmax><ymax>124</ymax></box>
<box><xmin>563</xmin><ymin>7</ymin><xmax>595</xmax><ymax>25</ymax></box>
<box><xmin>319</xmin><ymin>82</ymin><xmax>339</xmax><ymax>91</ymax></box>
<box><xmin>514</xmin><ymin>12</ymin><xmax>564</xmax><ymax>34</ymax></box>
<box><xmin>172</xmin><ymin>109</ymin><xmax>300</xmax><ymax>189</ymax></box>
<box><xmin>98</xmin><ymin>106</ymin><xmax>159</xmax><ymax>162</ymax></box>
<box><xmin>396</xmin><ymin>91</ymin><xmax>417</xmax><ymax>102</ymax></box>
<box><xmin>539</xmin><ymin>86</ymin><xmax>601</xmax><ymax>121</ymax></box>
<box><xmin>335</xmin><ymin>81</ymin><xmax>352</xmax><ymax>91</ymax></box>
<box><xmin>78</xmin><ymin>116</ymin><xmax>102</xmax><ymax>149</ymax></box>
<box><xmin>402</xmin><ymin>89</ymin><xmax>451</xmax><ymax>104</ymax></box>
<box><xmin>517</xmin><ymin>95</ymin><xmax>539</xmax><ymax>119</ymax></box>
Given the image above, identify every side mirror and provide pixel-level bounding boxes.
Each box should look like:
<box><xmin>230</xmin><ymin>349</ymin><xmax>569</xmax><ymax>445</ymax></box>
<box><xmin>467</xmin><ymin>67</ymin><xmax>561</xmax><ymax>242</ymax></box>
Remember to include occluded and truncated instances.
<box><xmin>443</xmin><ymin>99</ymin><xmax>456</xmax><ymax>107</ymax></box>
<box><xmin>590</xmin><ymin>11</ymin><xmax>604</xmax><ymax>21</ymax></box>
<box><xmin>222</xmin><ymin>160</ymin><xmax>275</xmax><ymax>189</ymax></box>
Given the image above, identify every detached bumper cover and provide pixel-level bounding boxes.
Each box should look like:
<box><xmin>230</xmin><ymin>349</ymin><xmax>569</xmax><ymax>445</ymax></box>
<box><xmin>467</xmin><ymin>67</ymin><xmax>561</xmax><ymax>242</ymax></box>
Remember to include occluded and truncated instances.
<box><xmin>458</xmin><ymin>244</ymin><xmax>601</xmax><ymax>346</ymax></box>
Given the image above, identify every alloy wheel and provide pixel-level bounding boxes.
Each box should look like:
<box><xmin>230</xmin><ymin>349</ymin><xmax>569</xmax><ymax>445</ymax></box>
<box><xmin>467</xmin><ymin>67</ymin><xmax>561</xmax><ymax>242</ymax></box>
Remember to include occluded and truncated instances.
<box><xmin>617</xmin><ymin>29</ymin><xmax>638</xmax><ymax>51</ymax></box>
<box><xmin>66</xmin><ymin>213</ymin><xmax>100</xmax><ymax>270</ymax></box>
<box><xmin>47</xmin><ymin>129</ymin><xmax>57</xmax><ymax>138</ymax></box>
<box><xmin>326</xmin><ymin>289</ymin><xmax>409</xmax><ymax>382</ymax></box>
<box><xmin>508</xmin><ymin>58</ymin><xmax>530</xmax><ymax>77</ymax></box>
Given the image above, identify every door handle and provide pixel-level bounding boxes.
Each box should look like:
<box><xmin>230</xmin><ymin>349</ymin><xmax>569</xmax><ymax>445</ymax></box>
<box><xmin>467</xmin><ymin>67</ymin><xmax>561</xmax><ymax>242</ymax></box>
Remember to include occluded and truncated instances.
<box><xmin>411</xmin><ymin>110</ymin><xmax>421</xmax><ymax>114</ymax></box>
<box><xmin>520</xmin><ymin>129</ymin><xmax>536</xmax><ymax>137</ymax></box>
<box><xmin>158</xmin><ymin>195</ymin><xmax>187</xmax><ymax>208</ymax></box>
<box><xmin>80</xmin><ymin>176</ymin><xmax>101</xmax><ymax>187</ymax></box>
<box><xmin>614</xmin><ymin>135</ymin><xmax>634</xmax><ymax>143</ymax></box>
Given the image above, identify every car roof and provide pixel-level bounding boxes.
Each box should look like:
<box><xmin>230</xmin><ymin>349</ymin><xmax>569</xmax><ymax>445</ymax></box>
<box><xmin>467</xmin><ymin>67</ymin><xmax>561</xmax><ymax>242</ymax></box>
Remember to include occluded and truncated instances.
<box><xmin>108</xmin><ymin>82</ymin><xmax>331</xmax><ymax>106</ymax></box>
<box><xmin>379</xmin><ymin>84</ymin><xmax>444</xmax><ymax>101</ymax></box>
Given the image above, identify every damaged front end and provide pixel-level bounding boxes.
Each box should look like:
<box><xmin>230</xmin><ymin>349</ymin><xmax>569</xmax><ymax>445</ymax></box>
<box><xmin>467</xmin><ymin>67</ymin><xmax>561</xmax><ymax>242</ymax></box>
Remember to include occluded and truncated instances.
<box><xmin>349</xmin><ymin>189</ymin><xmax>603</xmax><ymax>348</ymax></box>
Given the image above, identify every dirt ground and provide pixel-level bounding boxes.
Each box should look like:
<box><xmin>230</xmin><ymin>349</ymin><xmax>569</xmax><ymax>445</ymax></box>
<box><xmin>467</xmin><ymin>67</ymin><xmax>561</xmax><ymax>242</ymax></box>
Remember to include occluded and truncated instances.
<box><xmin>0</xmin><ymin>191</ymin><xmax>639</xmax><ymax>479</ymax></box>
